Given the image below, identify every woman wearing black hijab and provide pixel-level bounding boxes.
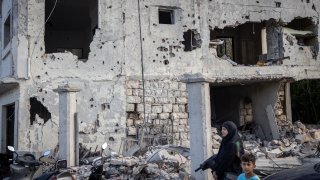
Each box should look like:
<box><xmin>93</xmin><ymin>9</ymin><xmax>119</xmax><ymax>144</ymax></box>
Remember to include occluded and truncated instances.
<box><xmin>212</xmin><ymin>121</ymin><xmax>244</xmax><ymax>180</ymax></box>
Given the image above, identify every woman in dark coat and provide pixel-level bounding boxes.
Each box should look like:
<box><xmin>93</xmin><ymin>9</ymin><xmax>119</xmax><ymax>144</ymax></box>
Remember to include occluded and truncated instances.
<box><xmin>212</xmin><ymin>121</ymin><xmax>244</xmax><ymax>180</ymax></box>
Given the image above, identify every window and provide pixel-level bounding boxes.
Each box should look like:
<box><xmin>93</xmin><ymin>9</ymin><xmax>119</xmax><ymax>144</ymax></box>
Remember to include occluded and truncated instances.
<box><xmin>3</xmin><ymin>14</ymin><xmax>11</xmax><ymax>48</ymax></box>
<box><xmin>159</xmin><ymin>9</ymin><xmax>174</xmax><ymax>24</ymax></box>
<box><xmin>217</xmin><ymin>37</ymin><xmax>234</xmax><ymax>59</ymax></box>
<box><xmin>45</xmin><ymin>0</ymin><xmax>98</xmax><ymax>60</ymax></box>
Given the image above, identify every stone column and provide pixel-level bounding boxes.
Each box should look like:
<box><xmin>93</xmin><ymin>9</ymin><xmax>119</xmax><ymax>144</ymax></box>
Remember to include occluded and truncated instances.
<box><xmin>187</xmin><ymin>81</ymin><xmax>212</xmax><ymax>180</ymax></box>
<box><xmin>54</xmin><ymin>84</ymin><xmax>81</xmax><ymax>167</ymax></box>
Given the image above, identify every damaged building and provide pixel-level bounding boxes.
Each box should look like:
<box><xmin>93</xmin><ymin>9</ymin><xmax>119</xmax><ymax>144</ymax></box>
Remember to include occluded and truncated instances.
<box><xmin>0</xmin><ymin>0</ymin><xmax>320</xmax><ymax>179</ymax></box>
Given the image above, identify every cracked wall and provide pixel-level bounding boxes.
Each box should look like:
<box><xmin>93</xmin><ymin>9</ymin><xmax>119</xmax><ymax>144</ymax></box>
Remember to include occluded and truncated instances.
<box><xmin>2</xmin><ymin>0</ymin><xmax>320</xmax><ymax>152</ymax></box>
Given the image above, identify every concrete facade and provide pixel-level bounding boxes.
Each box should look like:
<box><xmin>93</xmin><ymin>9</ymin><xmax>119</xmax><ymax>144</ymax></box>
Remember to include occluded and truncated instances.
<box><xmin>0</xmin><ymin>0</ymin><xmax>319</xmax><ymax>171</ymax></box>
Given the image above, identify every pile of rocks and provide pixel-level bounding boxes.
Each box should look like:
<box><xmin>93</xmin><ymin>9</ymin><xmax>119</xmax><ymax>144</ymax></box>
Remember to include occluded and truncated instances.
<box><xmin>76</xmin><ymin>145</ymin><xmax>190</xmax><ymax>180</ymax></box>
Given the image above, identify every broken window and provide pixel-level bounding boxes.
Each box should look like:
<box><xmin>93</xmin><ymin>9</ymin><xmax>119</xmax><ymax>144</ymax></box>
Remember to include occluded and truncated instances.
<box><xmin>291</xmin><ymin>79</ymin><xmax>320</xmax><ymax>124</ymax></box>
<box><xmin>1</xmin><ymin>103</ymin><xmax>15</xmax><ymax>150</ymax></box>
<box><xmin>183</xmin><ymin>29</ymin><xmax>202</xmax><ymax>51</ymax></box>
<box><xmin>159</xmin><ymin>9</ymin><xmax>174</xmax><ymax>24</ymax></box>
<box><xmin>30</xmin><ymin>97</ymin><xmax>51</xmax><ymax>125</ymax></box>
<box><xmin>3</xmin><ymin>14</ymin><xmax>11</xmax><ymax>48</ymax></box>
<box><xmin>211</xmin><ymin>23</ymin><xmax>262</xmax><ymax>65</ymax></box>
<box><xmin>45</xmin><ymin>0</ymin><xmax>98</xmax><ymax>60</ymax></box>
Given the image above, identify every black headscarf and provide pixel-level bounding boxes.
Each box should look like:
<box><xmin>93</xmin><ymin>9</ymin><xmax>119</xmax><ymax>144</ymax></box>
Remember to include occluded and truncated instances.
<box><xmin>213</xmin><ymin>121</ymin><xmax>244</xmax><ymax>179</ymax></box>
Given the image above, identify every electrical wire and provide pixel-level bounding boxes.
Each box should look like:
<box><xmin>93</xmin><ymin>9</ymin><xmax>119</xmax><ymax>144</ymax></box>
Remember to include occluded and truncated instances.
<box><xmin>137</xmin><ymin>0</ymin><xmax>148</xmax><ymax>146</ymax></box>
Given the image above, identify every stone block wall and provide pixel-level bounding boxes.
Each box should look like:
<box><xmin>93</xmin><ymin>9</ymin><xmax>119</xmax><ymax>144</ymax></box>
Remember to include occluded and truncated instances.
<box><xmin>275</xmin><ymin>82</ymin><xmax>292</xmax><ymax>133</ymax></box>
<box><xmin>126</xmin><ymin>79</ymin><xmax>190</xmax><ymax>147</ymax></box>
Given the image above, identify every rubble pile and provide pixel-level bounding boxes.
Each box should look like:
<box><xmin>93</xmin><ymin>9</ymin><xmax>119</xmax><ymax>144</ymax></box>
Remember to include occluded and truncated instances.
<box><xmin>76</xmin><ymin>145</ymin><xmax>191</xmax><ymax>180</ymax></box>
<box><xmin>211</xmin><ymin>121</ymin><xmax>320</xmax><ymax>173</ymax></box>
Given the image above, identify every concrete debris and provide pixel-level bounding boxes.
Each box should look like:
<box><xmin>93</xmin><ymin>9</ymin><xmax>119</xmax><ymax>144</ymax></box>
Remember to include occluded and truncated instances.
<box><xmin>76</xmin><ymin>145</ymin><xmax>191</xmax><ymax>179</ymax></box>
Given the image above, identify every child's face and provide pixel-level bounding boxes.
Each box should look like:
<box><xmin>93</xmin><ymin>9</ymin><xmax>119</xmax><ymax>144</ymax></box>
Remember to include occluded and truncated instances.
<box><xmin>241</xmin><ymin>161</ymin><xmax>256</xmax><ymax>174</ymax></box>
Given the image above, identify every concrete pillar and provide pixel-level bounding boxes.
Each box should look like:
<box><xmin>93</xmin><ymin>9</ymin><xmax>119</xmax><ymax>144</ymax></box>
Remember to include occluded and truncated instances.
<box><xmin>285</xmin><ymin>82</ymin><xmax>292</xmax><ymax>123</ymax></box>
<box><xmin>187</xmin><ymin>82</ymin><xmax>213</xmax><ymax>180</ymax></box>
<box><xmin>54</xmin><ymin>84</ymin><xmax>81</xmax><ymax>167</ymax></box>
<box><xmin>261</xmin><ymin>27</ymin><xmax>267</xmax><ymax>54</ymax></box>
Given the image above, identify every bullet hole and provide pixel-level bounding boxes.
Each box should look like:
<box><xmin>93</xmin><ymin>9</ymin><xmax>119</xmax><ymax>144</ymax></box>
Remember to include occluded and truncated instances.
<box><xmin>209</xmin><ymin>19</ymin><xmax>211</xmax><ymax>22</ymax></box>
<box><xmin>163</xmin><ymin>56</ymin><xmax>166</xmax><ymax>59</ymax></box>
<box><xmin>153</xmin><ymin>60</ymin><xmax>156</xmax><ymax>62</ymax></box>
<box><xmin>312</xmin><ymin>4</ymin><xmax>316</xmax><ymax>10</ymax></box>
<box><xmin>123</xmin><ymin>13</ymin><xmax>125</xmax><ymax>23</ymax></box>
<box><xmin>306</xmin><ymin>0</ymin><xmax>310</xmax><ymax>3</ymax></box>
<box><xmin>192</xmin><ymin>20</ymin><xmax>195</xmax><ymax>24</ymax></box>
<box><xmin>169</xmin><ymin>53</ymin><xmax>175</xmax><ymax>57</ymax></box>
<box><xmin>116</xmin><ymin>123</ymin><xmax>119</xmax><ymax>127</ymax></box>
<box><xmin>223</xmin><ymin>20</ymin><xmax>226</xmax><ymax>24</ymax></box>
<box><xmin>30</xmin><ymin>97</ymin><xmax>51</xmax><ymax>125</ymax></box>
<box><xmin>90</xmin><ymin>104</ymin><xmax>94</xmax><ymax>108</ymax></box>
<box><xmin>39</xmin><ymin>88</ymin><xmax>43</xmax><ymax>92</ymax></box>
<box><xmin>183</xmin><ymin>25</ymin><xmax>187</xmax><ymax>27</ymax></box>
<box><xmin>192</xmin><ymin>14</ymin><xmax>195</xmax><ymax>18</ymax></box>
<box><xmin>108</xmin><ymin>5</ymin><xmax>112</xmax><ymax>8</ymax></box>
<box><xmin>299</xmin><ymin>47</ymin><xmax>304</xmax><ymax>50</ymax></box>
<box><xmin>162</xmin><ymin>39</ymin><xmax>166</xmax><ymax>43</ymax></box>
<box><xmin>256</xmin><ymin>1</ymin><xmax>259</xmax><ymax>3</ymax></box>
<box><xmin>198</xmin><ymin>16</ymin><xmax>200</xmax><ymax>19</ymax></box>
<box><xmin>40</xmin><ymin>47</ymin><xmax>43</xmax><ymax>51</ymax></box>
<box><xmin>145</xmin><ymin>5</ymin><xmax>148</xmax><ymax>8</ymax></box>
<box><xmin>153</xmin><ymin>41</ymin><xmax>155</xmax><ymax>43</ymax></box>
<box><xmin>275</xmin><ymin>2</ymin><xmax>281</xmax><ymax>8</ymax></box>
<box><xmin>45</xmin><ymin>91</ymin><xmax>47</xmax><ymax>94</ymax></box>
<box><xmin>90</xmin><ymin>98</ymin><xmax>94</xmax><ymax>101</ymax></box>
<box><xmin>50</xmin><ymin>55</ymin><xmax>56</xmax><ymax>60</ymax></box>
<box><xmin>42</xmin><ymin>98</ymin><xmax>45</xmax><ymax>102</ymax></box>
<box><xmin>142</xmin><ymin>38</ymin><xmax>145</xmax><ymax>41</ymax></box>
<box><xmin>117</xmin><ymin>61</ymin><xmax>120</xmax><ymax>64</ymax></box>
<box><xmin>100</xmin><ymin>46</ymin><xmax>102</xmax><ymax>49</ymax></box>
<box><xmin>245</xmin><ymin>15</ymin><xmax>250</xmax><ymax>19</ymax></box>
<box><xmin>115</xmin><ymin>129</ymin><xmax>118</xmax><ymax>133</ymax></box>
<box><xmin>101</xmin><ymin>103</ymin><xmax>110</xmax><ymax>110</ymax></box>
<box><xmin>164</xmin><ymin>60</ymin><xmax>169</xmax><ymax>65</ymax></box>
<box><xmin>109</xmin><ymin>137</ymin><xmax>115</xmax><ymax>141</ymax></box>
<box><xmin>156</xmin><ymin>54</ymin><xmax>159</xmax><ymax>56</ymax></box>
<box><xmin>188</xmin><ymin>14</ymin><xmax>190</xmax><ymax>17</ymax></box>
<box><xmin>36</xmin><ymin>75</ymin><xmax>41</xmax><ymax>79</ymax></box>
<box><xmin>102</xmin><ymin>61</ymin><xmax>105</xmax><ymax>64</ymax></box>
<box><xmin>45</xmin><ymin>72</ymin><xmax>48</xmax><ymax>75</ymax></box>
<box><xmin>114</xmin><ymin>46</ymin><xmax>116</xmax><ymax>48</ymax></box>
<box><xmin>157</xmin><ymin>47</ymin><xmax>168</xmax><ymax>51</ymax></box>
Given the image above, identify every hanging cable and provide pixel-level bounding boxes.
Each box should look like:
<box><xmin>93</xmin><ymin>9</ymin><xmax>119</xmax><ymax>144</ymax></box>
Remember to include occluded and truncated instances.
<box><xmin>137</xmin><ymin>0</ymin><xmax>147</xmax><ymax>146</ymax></box>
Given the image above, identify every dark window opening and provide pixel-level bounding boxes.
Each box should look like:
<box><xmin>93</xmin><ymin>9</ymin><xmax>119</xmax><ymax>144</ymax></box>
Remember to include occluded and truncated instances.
<box><xmin>45</xmin><ymin>0</ymin><xmax>98</xmax><ymax>60</ymax></box>
<box><xmin>2</xmin><ymin>104</ymin><xmax>15</xmax><ymax>150</ymax></box>
<box><xmin>159</xmin><ymin>9</ymin><xmax>174</xmax><ymax>24</ymax></box>
<box><xmin>291</xmin><ymin>79</ymin><xmax>320</xmax><ymax>124</ymax></box>
<box><xmin>183</xmin><ymin>29</ymin><xmax>202</xmax><ymax>51</ymax></box>
<box><xmin>211</xmin><ymin>22</ymin><xmax>262</xmax><ymax>65</ymax></box>
<box><xmin>3</xmin><ymin>14</ymin><xmax>11</xmax><ymax>48</ymax></box>
<box><xmin>30</xmin><ymin>97</ymin><xmax>51</xmax><ymax>125</ymax></box>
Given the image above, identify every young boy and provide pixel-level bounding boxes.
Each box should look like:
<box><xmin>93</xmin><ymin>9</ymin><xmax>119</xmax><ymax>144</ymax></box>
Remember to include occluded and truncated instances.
<box><xmin>237</xmin><ymin>153</ymin><xmax>260</xmax><ymax>180</ymax></box>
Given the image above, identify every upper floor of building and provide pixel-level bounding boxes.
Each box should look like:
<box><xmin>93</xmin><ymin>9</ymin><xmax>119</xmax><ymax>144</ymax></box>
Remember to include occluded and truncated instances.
<box><xmin>0</xmin><ymin>0</ymin><xmax>319</xmax><ymax>83</ymax></box>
